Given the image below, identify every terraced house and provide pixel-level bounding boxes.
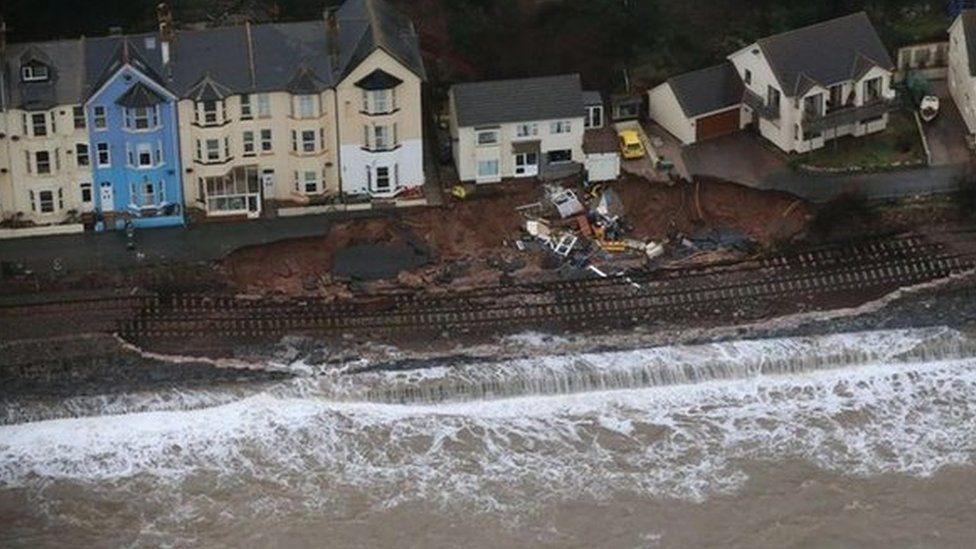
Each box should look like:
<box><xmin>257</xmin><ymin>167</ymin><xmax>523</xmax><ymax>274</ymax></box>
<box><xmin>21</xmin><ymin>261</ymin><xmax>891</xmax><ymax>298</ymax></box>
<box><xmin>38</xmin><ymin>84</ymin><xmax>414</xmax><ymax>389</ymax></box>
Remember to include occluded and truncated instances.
<box><xmin>170</xmin><ymin>0</ymin><xmax>426</xmax><ymax>219</ymax></box>
<box><xmin>0</xmin><ymin>0</ymin><xmax>425</xmax><ymax>231</ymax></box>
<box><xmin>649</xmin><ymin>12</ymin><xmax>896</xmax><ymax>153</ymax></box>
<box><xmin>0</xmin><ymin>38</ymin><xmax>98</xmax><ymax>228</ymax></box>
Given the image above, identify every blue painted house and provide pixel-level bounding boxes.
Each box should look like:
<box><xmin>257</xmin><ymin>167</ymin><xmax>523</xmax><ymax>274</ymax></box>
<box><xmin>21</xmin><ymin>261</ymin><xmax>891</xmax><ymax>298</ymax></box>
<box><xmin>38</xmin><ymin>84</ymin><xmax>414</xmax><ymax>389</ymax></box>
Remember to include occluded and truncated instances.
<box><xmin>85</xmin><ymin>37</ymin><xmax>183</xmax><ymax>230</ymax></box>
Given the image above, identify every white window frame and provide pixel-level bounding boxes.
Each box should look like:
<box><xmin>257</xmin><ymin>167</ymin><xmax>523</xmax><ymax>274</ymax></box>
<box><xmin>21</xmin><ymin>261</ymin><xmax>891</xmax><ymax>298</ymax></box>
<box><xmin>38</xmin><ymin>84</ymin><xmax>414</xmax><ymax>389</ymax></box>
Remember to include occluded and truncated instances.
<box><xmin>301</xmin><ymin>130</ymin><xmax>316</xmax><ymax>153</ymax></box>
<box><xmin>477</xmin><ymin>128</ymin><xmax>499</xmax><ymax>146</ymax></box>
<box><xmin>76</xmin><ymin>143</ymin><xmax>90</xmax><ymax>166</ymax></box>
<box><xmin>38</xmin><ymin>190</ymin><xmax>56</xmax><ymax>213</ymax></box>
<box><xmin>73</xmin><ymin>106</ymin><xmax>87</xmax><ymax>129</ymax></box>
<box><xmin>257</xmin><ymin>94</ymin><xmax>271</xmax><ymax>118</ymax></box>
<box><xmin>22</xmin><ymin>64</ymin><xmax>49</xmax><ymax>82</ymax></box>
<box><xmin>515</xmin><ymin>123</ymin><xmax>538</xmax><ymax>138</ymax></box>
<box><xmin>30</xmin><ymin>113</ymin><xmax>48</xmax><ymax>137</ymax></box>
<box><xmin>550</xmin><ymin>120</ymin><xmax>572</xmax><ymax>134</ymax></box>
<box><xmin>260</xmin><ymin>129</ymin><xmax>273</xmax><ymax>152</ymax></box>
<box><xmin>477</xmin><ymin>159</ymin><xmax>499</xmax><ymax>178</ymax></box>
<box><xmin>80</xmin><ymin>182</ymin><xmax>93</xmax><ymax>204</ymax></box>
<box><xmin>137</xmin><ymin>144</ymin><xmax>154</xmax><ymax>168</ymax></box>
<box><xmin>35</xmin><ymin>150</ymin><xmax>52</xmax><ymax>174</ymax></box>
<box><xmin>303</xmin><ymin>170</ymin><xmax>319</xmax><ymax>194</ymax></box>
<box><xmin>205</xmin><ymin>138</ymin><xmax>221</xmax><ymax>162</ymax></box>
<box><xmin>96</xmin><ymin>143</ymin><xmax>111</xmax><ymax>167</ymax></box>
<box><xmin>364</xmin><ymin>89</ymin><xmax>394</xmax><ymax>114</ymax></box>
<box><xmin>296</xmin><ymin>95</ymin><xmax>318</xmax><ymax>118</ymax></box>
<box><xmin>240</xmin><ymin>94</ymin><xmax>253</xmax><ymax>119</ymax></box>
<box><xmin>585</xmin><ymin>105</ymin><xmax>603</xmax><ymax>129</ymax></box>
<box><xmin>93</xmin><ymin>106</ymin><xmax>107</xmax><ymax>130</ymax></box>
<box><xmin>243</xmin><ymin>131</ymin><xmax>256</xmax><ymax>156</ymax></box>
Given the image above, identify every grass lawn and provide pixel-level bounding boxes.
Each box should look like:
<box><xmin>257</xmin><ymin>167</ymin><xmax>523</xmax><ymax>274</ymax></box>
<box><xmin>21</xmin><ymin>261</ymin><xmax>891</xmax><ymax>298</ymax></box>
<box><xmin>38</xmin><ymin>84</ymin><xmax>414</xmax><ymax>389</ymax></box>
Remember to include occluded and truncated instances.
<box><xmin>798</xmin><ymin>111</ymin><xmax>926</xmax><ymax>171</ymax></box>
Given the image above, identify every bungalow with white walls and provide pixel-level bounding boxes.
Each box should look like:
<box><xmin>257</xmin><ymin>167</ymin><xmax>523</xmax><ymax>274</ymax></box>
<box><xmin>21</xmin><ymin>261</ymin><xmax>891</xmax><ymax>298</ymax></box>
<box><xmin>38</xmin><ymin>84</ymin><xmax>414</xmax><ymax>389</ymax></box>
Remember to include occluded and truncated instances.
<box><xmin>449</xmin><ymin>74</ymin><xmax>614</xmax><ymax>183</ymax></box>
<box><xmin>649</xmin><ymin>12</ymin><xmax>897</xmax><ymax>153</ymax></box>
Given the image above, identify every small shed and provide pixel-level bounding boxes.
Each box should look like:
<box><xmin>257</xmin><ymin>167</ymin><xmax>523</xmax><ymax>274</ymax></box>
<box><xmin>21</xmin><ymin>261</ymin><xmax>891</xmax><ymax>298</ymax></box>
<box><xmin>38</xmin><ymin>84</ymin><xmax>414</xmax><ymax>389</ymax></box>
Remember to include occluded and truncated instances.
<box><xmin>583</xmin><ymin>127</ymin><xmax>621</xmax><ymax>182</ymax></box>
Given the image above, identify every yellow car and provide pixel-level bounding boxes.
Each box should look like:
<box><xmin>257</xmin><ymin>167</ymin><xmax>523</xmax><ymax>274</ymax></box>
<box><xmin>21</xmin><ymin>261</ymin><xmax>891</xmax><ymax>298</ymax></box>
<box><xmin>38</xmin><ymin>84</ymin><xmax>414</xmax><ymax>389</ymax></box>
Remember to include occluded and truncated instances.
<box><xmin>618</xmin><ymin>130</ymin><xmax>646</xmax><ymax>159</ymax></box>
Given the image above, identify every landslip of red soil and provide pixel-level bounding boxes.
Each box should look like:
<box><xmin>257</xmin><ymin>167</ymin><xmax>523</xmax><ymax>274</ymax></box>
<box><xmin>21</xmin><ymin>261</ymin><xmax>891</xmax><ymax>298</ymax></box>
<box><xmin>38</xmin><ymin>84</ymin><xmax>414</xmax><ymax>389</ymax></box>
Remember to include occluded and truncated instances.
<box><xmin>219</xmin><ymin>177</ymin><xmax>812</xmax><ymax>297</ymax></box>
<box><xmin>613</xmin><ymin>174</ymin><xmax>812</xmax><ymax>245</ymax></box>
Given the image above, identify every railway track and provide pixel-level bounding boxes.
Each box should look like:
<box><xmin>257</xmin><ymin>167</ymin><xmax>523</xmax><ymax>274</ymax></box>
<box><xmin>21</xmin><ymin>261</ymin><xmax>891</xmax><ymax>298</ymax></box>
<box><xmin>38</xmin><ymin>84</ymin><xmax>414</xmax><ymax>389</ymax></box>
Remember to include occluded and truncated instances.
<box><xmin>3</xmin><ymin>231</ymin><xmax>974</xmax><ymax>345</ymax></box>
<box><xmin>121</xmin><ymin>238</ymin><xmax>975</xmax><ymax>342</ymax></box>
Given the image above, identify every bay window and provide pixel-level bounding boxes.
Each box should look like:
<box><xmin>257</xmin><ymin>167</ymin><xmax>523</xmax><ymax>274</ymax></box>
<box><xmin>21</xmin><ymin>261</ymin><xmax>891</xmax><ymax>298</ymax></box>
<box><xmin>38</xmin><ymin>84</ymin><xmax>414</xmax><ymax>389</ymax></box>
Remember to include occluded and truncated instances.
<box><xmin>362</xmin><ymin>89</ymin><xmax>395</xmax><ymax>115</ymax></box>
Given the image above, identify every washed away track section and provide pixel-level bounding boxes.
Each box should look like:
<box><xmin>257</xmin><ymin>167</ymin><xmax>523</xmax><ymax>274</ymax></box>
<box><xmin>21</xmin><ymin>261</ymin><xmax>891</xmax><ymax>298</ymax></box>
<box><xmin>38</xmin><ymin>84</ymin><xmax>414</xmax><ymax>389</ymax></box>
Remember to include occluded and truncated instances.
<box><xmin>2</xmin><ymin>230</ymin><xmax>975</xmax><ymax>352</ymax></box>
<box><xmin>119</xmin><ymin>231</ymin><xmax>975</xmax><ymax>350</ymax></box>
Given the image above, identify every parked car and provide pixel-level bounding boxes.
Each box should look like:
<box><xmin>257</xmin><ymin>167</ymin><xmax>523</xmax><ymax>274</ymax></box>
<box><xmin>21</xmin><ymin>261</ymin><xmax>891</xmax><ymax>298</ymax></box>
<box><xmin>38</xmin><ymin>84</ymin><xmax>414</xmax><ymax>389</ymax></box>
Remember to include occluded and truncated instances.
<box><xmin>618</xmin><ymin>130</ymin><xmax>645</xmax><ymax>159</ymax></box>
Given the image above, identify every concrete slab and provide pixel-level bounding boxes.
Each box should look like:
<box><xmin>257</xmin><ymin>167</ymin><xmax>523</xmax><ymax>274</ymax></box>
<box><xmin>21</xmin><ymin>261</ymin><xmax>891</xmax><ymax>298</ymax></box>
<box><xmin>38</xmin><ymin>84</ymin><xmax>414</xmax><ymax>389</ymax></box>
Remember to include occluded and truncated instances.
<box><xmin>682</xmin><ymin>132</ymin><xmax>787</xmax><ymax>186</ymax></box>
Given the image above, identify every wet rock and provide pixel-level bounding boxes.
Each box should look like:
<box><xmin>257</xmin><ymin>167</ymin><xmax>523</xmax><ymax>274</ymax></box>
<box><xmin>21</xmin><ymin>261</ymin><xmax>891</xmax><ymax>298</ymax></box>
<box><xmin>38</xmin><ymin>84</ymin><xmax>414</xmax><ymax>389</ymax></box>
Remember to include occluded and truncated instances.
<box><xmin>397</xmin><ymin>270</ymin><xmax>425</xmax><ymax>288</ymax></box>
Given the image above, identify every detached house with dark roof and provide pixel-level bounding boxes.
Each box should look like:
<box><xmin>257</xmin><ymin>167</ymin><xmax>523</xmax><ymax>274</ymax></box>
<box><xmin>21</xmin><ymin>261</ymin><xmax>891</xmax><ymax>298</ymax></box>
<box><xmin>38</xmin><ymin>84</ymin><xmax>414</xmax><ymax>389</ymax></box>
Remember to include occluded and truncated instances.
<box><xmin>948</xmin><ymin>10</ymin><xmax>976</xmax><ymax>137</ymax></box>
<box><xmin>648</xmin><ymin>12</ymin><xmax>897</xmax><ymax>153</ymax></box>
<box><xmin>448</xmin><ymin>74</ymin><xmax>613</xmax><ymax>183</ymax></box>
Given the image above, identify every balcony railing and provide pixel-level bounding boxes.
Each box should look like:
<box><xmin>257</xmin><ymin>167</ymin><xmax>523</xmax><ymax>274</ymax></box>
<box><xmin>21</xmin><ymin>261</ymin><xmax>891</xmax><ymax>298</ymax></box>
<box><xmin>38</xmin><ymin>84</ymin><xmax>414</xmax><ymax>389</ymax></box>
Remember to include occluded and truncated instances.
<box><xmin>743</xmin><ymin>89</ymin><xmax>780</xmax><ymax>121</ymax></box>
<box><xmin>802</xmin><ymin>98</ymin><xmax>897</xmax><ymax>134</ymax></box>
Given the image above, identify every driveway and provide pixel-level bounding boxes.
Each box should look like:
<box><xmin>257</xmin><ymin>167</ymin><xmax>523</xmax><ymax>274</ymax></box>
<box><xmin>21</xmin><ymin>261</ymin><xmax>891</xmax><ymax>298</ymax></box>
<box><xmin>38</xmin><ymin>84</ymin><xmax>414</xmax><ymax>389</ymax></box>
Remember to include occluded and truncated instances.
<box><xmin>679</xmin><ymin>122</ymin><xmax>970</xmax><ymax>203</ymax></box>
<box><xmin>682</xmin><ymin>132</ymin><xmax>785</xmax><ymax>185</ymax></box>
<box><xmin>923</xmin><ymin>79</ymin><xmax>971</xmax><ymax>167</ymax></box>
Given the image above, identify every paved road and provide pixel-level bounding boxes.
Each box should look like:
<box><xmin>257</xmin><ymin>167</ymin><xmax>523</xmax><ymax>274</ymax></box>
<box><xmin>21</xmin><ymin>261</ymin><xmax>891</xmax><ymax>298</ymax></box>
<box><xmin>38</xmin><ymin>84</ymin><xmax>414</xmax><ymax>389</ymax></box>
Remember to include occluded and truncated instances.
<box><xmin>0</xmin><ymin>210</ymin><xmax>387</xmax><ymax>276</ymax></box>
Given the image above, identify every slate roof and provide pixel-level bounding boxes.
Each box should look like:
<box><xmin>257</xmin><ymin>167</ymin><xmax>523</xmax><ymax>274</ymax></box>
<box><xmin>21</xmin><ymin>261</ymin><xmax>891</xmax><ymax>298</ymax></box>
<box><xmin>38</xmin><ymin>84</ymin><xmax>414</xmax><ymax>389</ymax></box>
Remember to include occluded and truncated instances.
<box><xmin>2</xmin><ymin>39</ymin><xmax>84</xmax><ymax>111</ymax></box>
<box><xmin>116</xmin><ymin>81</ymin><xmax>167</xmax><ymax>107</ymax></box>
<box><xmin>667</xmin><ymin>62</ymin><xmax>744</xmax><ymax>118</ymax></box>
<box><xmin>582</xmin><ymin>90</ymin><xmax>603</xmax><ymax>107</ymax></box>
<box><xmin>755</xmin><ymin>12</ymin><xmax>894</xmax><ymax>97</ymax></box>
<box><xmin>0</xmin><ymin>0</ymin><xmax>424</xmax><ymax>109</ymax></box>
<box><xmin>451</xmin><ymin>74</ymin><xmax>585</xmax><ymax>128</ymax></box>
<box><xmin>960</xmin><ymin>10</ymin><xmax>976</xmax><ymax>76</ymax></box>
<box><xmin>356</xmin><ymin>68</ymin><xmax>403</xmax><ymax>90</ymax></box>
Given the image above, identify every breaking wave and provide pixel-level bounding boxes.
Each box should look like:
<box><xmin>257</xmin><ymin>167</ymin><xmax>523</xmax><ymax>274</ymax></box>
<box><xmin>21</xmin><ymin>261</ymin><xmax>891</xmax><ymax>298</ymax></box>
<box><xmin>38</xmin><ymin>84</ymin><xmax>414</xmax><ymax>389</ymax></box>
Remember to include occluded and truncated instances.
<box><xmin>1</xmin><ymin>327</ymin><xmax>975</xmax><ymax>527</ymax></box>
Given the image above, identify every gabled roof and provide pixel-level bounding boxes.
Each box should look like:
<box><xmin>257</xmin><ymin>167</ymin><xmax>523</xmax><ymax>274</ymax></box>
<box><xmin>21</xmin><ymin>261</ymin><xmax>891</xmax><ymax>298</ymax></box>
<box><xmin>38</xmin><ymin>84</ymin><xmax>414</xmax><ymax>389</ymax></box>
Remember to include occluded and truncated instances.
<box><xmin>116</xmin><ymin>81</ymin><xmax>167</xmax><ymax>108</ymax></box>
<box><xmin>960</xmin><ymin>10</ymin><xmax>976</xmax><ymax>77</ymax></box>
<box><xmin>667</xmin><ymin>62</ymin><xmax>744</xmax><ymax>118</ymax></box>
<box><xmin>0</xmin><ymin>0</ymin><xmax>424</xmax><ymax>107</ymax></box>
<box><xmin>334</xmin><ymin>0</ymin><xmax>426</xmax><ymax>81</ymax></box>
<box><xmin>286</xmin><ymin>67</ymin><xmax>327</xmax><ymax>94</ymax></box>
<box><xmin>753</xmin><ymin>12</ymin><xmax>893</xmax><ymax>97</ymax></box>
<box><xmin>582</xmin><ymin>90</ymin><xmax>603</xmax><ymax>107</ymax></box>
<box><xmin>185</xmin><ymin>74</ymin><xmax>234</xmax><ymax>101</ymax></box>
<box><xmin>451</xmin><ymin>74</ymin><xmax>585</xmax><ymax>128</ymax></box>
<box><xmin>355</xmin><ymin>68</ymin><xmax>402</xmax><ymax>90</ymax></box>
<box><xmin>84</xmin><ymin>34</ymin><xmax>169</xmax><ymax>101</ymax></box>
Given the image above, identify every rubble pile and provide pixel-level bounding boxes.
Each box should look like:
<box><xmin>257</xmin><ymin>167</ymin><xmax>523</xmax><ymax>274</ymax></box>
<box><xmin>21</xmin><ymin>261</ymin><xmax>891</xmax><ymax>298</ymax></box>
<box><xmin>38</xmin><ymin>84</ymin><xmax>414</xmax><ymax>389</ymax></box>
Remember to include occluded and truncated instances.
<box><xmin>219</xmin><ymin>176</ymin><xmax>813</xmax><ymax>297</ymax></box>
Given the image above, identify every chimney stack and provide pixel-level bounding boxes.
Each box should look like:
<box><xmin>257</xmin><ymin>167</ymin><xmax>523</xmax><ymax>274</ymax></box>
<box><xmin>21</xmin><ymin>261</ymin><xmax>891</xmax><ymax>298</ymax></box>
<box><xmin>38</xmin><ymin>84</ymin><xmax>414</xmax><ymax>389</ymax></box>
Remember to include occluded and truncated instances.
<box><xmin>157</xmin><ymin>2</ymin><xmax>174</xmax><ymax>65</ymax></box>
<box><xmin>326</xmin><ymin>7</ymin><xmax>340</xmax><ymax>69</ymax></box>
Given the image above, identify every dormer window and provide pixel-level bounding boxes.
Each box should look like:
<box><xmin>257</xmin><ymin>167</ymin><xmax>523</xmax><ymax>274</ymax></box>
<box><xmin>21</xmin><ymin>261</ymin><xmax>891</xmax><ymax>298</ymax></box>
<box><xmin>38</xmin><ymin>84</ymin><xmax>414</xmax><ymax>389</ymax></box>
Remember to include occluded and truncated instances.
<box><xmin>21</xmin><ymin>63</ymin><xmax>49</xmax><ymax>82</ymax></box>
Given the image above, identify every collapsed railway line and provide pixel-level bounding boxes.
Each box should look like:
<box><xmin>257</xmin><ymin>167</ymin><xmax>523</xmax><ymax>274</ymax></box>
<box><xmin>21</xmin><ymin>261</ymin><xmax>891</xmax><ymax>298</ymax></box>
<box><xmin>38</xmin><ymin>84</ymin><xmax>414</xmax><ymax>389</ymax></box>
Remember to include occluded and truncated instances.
<box><xmin>3</xmin><ymin>231</ymin><xmax>975</xmax><ymax>347</ymax></box>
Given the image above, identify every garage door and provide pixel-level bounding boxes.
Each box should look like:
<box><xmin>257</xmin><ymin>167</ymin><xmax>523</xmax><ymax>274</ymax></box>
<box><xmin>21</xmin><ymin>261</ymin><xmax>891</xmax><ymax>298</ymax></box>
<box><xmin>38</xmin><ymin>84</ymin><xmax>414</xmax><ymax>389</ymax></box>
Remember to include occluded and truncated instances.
<box><xmin>585</xmin><ymin>154</ymin><xmax>620</xmax><ymax>182</ymax></box>
<box><xmin>695</xmin><ymin>108</ymin><xmax>740</xmax><ymax>142</ymax></box>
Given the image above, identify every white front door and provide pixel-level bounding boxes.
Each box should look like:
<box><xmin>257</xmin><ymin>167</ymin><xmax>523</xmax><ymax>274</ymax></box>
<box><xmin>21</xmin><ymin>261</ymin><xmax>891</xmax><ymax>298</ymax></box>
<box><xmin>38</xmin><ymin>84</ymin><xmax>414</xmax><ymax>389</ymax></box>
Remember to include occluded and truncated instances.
<box><xmin>99</xmin><ymin>182</ymin><xmax>115</xmax><ymax>212</ymax></box>
<box><xmin>514</xmin><ymin>152</ymin><xmax>539</xmax><ymax>177</ymax></box>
